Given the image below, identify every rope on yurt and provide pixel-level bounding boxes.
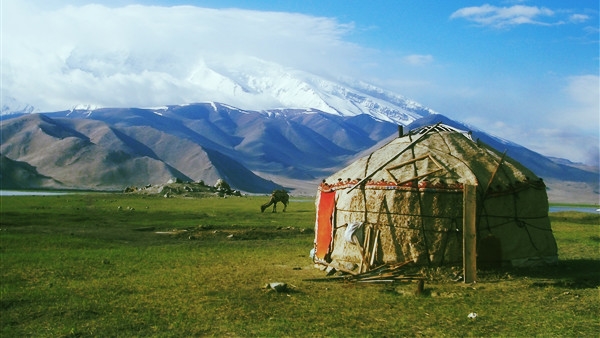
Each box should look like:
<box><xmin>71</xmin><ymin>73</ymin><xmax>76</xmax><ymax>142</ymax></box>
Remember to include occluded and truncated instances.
<box><xmin>483</xmin><ymin>150</ymin><xmax>507</xmax><ymax>197</ymax></box>
<box><xmin>354</xmin><ymin>209</ymin><xmax>458</xmax><ymax>219</ymax></box>
<box><xmin>476</xmin><ymin>149</ymin><xmax>551</xmax><ymax>239</ymax></box>
<box><xmin>347</xmin><ymin>122</ymin><xmax>442</xmax><ymax>193</ymax></box>
<box><xmin>377</xmin><ymin>195</ymin><xmax>403</xmax><ymax>261</ymax></box>
<box><xmin>410</xmin><ymin>143</ymin><xmax>432</xmax><ymax>265</ymax></box>
<box><xmin>360</xmin><ymin>186</ymin><xmax>369</xmax><ymax>224</ymax></box>
<box><xmin>335</xmin><ymin>207</ymin><xmax>462</xmax><ymax>228</ymax></box>
<box><xmin>476</xmin><ymin>215</ymin><xmax>551</xmax><ymax>231</ymax></box>
<box><xmin>363</xmin><ymin>152</ymin><xmax>374</xmax><ymax>180</ymax></box>
<box><xmin>334</xmin><ymin>220</ymin><xmax>451</xmax><ymax>241</ymax></box>
<box><xmin>478</xmin><ymin>150</ymin><xmax>507</xmax><ymax>235</ymax></box>
<box><xmin>438</xmin><ymin>217</ymin><xmax>460</xmax><ymax>266</ymax></box>
<box><xmin>360</xmin><ymin>152</ymin><xmax>373</xmax><ymax>225</ymax></box>
<box><xmin>422</xmin><ymin>136</ymin><xmax>495</xmax><ymax>235</ymax></box>
<box><xmin>478</xmin><ymin>199</ymin><xmax>493</xmax><ymax>233</ymax></box>
<box><xmin>515</xmin><ymin>218</ymin><xmax>540</xmax><ymax>251</ymax></box>
<box><xmin>510</xmin><ymin>185</ymin><xmax>541</xmax><ymax>251</ymax></box>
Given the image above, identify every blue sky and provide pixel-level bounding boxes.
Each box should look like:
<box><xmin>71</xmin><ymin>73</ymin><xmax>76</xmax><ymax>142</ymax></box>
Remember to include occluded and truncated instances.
<box><xmin>2</xmin><ymin>0</ymin><xmax>599</xmax><ymax>165</ymax></box>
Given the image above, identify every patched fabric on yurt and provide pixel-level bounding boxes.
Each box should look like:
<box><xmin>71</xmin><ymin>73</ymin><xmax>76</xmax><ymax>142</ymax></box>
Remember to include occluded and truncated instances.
<box><xmin>313</xmin><ymin>123</ymin><xmax>558</xmax><ymax>272</ymax></box>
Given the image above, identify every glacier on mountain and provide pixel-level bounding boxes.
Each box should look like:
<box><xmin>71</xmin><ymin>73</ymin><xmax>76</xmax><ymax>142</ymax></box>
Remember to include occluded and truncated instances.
<box><xmin>205</xmin><ymin>57</ymin><xmax>437</xmax><ymax>125</ymax></box>
<box><xmin>2</xmin><ymin>56</ymin><xmax>436</xmax><ymax>127</ymax></box>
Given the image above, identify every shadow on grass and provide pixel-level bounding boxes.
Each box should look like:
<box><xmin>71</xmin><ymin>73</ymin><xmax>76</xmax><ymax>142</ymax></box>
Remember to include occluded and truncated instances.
<box><xmin>478</xmin><ymin>259</ymin><xmax>600</xmax><ymax>289</ymax></box>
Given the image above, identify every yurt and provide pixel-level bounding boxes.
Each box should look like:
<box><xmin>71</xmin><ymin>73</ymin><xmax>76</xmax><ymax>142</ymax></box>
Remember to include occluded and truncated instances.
<box><xmin>313</xmin><ymin>123</ymin><xmax>558</xmax><ymax>273</ymax></box>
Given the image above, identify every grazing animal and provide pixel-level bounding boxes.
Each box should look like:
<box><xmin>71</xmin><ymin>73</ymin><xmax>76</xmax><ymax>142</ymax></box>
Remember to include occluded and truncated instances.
<box><xmin>261</xmin><ymin>190</ymin><xmax>289</xmax><ymax>213</ymax></box>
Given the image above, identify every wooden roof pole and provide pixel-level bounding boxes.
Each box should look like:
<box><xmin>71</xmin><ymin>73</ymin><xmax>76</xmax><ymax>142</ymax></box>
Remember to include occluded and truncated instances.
<box><xmin>482</xmin><ymin>150</ymin><xmax>507</xmax><ymax>197</ymax></box>
<box><xmin>347</xmin><ymin>122</ymin><xmax>442</xmax><ymax>193</ymax></box>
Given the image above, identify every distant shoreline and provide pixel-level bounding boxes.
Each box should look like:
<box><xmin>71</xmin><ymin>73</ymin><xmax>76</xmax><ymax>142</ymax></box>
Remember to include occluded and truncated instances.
<box><xmin>548</xmin><ymin>206</ymin><xmax>599</xmax><ymax>214</ymax></box>
<box><xmin>0</xmin><ymin>190</ymin><xmax>71</xmax><ymax>196</ymax></box>
<box><xmin>1</xmin><ymin>190</ymin><xmax>598</xmax><ymax>214</ymax></box>
<box><xmin>0</xmin><ymin>190</ymin><xmax>111</xmax><ymax>196</ymax></box>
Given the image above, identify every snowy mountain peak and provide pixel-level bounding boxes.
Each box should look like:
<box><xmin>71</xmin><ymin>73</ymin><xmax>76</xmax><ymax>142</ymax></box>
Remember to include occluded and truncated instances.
<box><xmin>1</xmin><ymin>96</ymin><xmax>37</xmax><ymax>115</ymax></box>
<box><xmin>69</xmin><ymin>104</ymin><xmax>100</xmax><ymax>112</ymax></box>
<box><xmin>3</xmin><ymin>57</ymin><xmax>436</xmax><ymax>126</ymax></box>
<box><xmin>190</xmin><ymin>58</ymin><xmax>437</xmax><ymax>126</ymax></box>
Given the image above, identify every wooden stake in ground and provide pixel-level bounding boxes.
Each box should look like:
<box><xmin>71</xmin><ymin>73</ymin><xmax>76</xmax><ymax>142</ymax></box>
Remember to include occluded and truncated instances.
<box><xmin>360</xmin><ymin>226</ymin><xmax>372</xmax><ymax>273</ymax></box>
<box><xmin>369</xmin><ymin>229</ymin><xmax>380</xmax><ymax>268</ymax></box>
<box><xmin>463</xmin><ymin>184</ymin><xmax>477</xmax><ymax>283</ymax></box>
<box><xmin>414</xmin><ymin>279</ymin><xmax>425</xmax><ymax>296</ymax></box>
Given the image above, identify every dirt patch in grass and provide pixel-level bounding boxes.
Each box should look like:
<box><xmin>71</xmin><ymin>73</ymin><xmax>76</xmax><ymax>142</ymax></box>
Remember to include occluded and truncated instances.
<box><xmin>153</xmin><ymin>224</ymin><xmax>314</xmax><ymax>241</ymax></box>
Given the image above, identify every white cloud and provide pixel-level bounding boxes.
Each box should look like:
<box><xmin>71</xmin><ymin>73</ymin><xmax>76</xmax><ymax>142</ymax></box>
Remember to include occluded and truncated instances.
<box><xmin>565</xmin><ymin>74</ymin><xmax>600</xmax><ymax>108</ymax></box>
<box><xmin>569</xmin><ymin>14</ymin><xmax>590</xmax><ymax>23</ymax></box>
<box><xmin>417</xmin><ymin>73</ymin><xmax>599</xmax><ymax>166</ymax></box>
<box><xmin>460</xmin><ymin>115</ymin><xmax>598</xmax><ymax>166</ymax></box>
<box><xmin>402</xmin><ymin>54</ymin><xmax>434</xmax><ymax>66</ymax></box>
<box><xmin>1</xmin><ymin>1</ymin><xmax>365</xmax><ymax>111</ymax></box>
<box><xmin>518</xmin><ymin>128</ymin><xmax>598</xmax><ymax>166</ymax></box>
<box><xmin>450</xmin><ymin>4</ymin><xmax>558</xmax><ymax>28</ymax></box>
<box><xmin>1</xmin><ymin>1</ymin><xmax>597</xmax><ymax>165</ymax></box>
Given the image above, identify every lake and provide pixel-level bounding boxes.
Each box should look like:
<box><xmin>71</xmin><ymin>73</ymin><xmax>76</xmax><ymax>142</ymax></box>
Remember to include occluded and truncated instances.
<box><xmin>0</xmin><ymin>190</ymin><xmax>73</xmax><ymax>196</ymax></box>
<box><xmin>1</xmin><ymin>191</ymin><xmax>598</xmax><ymax>214</ymax></box>
<box><xmin>549</xmin><ymin>206</ymin><xmax>599</xmax><ymax>214</ymax></box>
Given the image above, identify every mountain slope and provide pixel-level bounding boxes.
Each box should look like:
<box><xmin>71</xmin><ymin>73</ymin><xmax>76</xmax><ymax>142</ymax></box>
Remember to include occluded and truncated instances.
<box><xmin>2</xmin><ymin>57</ymin><xmax>595</xmax><ymax>200</ymax></box>
<box><xmin>51</xmin><ymin>103</ymin><xmax>397</xmax><ymax>181</ymax></box>
<box><xmin>0</xmin><ymin>154</ymin><xmax>63</xmax><ymax>189</ymax></box>
<box><xmin>1</xmin><ymin>103</ymin><xmax>597</xmax><ymax>202</ymax></box>
<box><xmin>0</xmin><ymin>114</ymin><xmax>190</xmax><ymax>189</ymax></box>
<box><xmin>0</xmin><ymin>103</ymin><xmax>398</xmax><ymax>192</ymax></box>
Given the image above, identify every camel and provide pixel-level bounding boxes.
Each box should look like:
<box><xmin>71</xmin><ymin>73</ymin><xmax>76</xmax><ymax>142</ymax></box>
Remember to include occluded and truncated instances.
<box><xmin>261</xmin><ymin>190</ymin><xmax>289</xmax><ymax>213</ymax></box>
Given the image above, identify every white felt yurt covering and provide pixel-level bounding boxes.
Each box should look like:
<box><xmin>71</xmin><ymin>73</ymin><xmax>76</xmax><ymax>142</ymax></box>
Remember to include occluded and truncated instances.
<box><xmin>313</xmin><ymin>123</ymin><xmax>558</xmax><ymax>272</ymax></box>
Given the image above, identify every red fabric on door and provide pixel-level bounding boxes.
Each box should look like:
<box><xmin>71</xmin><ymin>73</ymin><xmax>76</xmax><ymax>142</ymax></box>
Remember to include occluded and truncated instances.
<box><xmin>315</xmin><ymin>190</ymin><xmax>336</xmax><ymax>260</ymax></box>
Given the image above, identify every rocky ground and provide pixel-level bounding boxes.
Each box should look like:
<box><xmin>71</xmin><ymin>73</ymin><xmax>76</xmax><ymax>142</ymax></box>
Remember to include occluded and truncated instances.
<box><xmin>123</xmin><ymin>179</ymin><xmax>242</xmax><ymax>198</ymax></box>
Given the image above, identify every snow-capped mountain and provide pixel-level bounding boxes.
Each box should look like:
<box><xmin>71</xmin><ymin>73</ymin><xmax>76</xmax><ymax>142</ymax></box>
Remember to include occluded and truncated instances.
<box><xmin>1</xmin><ymin>96</ymin><xmax>37</xmax><ymax>115</ymax></box>
<box><xmin>0</xmin><ymin>59</ymin><xmax>597</xmax><ymax>201</ymax></box>
<box><xmin>1</xmin><ymin>58</ymin><xmax>435</xmax><ymax>125</ymax></box>
<box><xmin>201</xmin><ymin>57</ymin><xmax>436</xmax><ymax>125</ymax></box>
<box><xmin>1</xmin><ymin>101</ymin><xmax>597</xmax><ymax>202</ymax></box>
<box><xmin>0</xmin><ymin>103</ymin><xmax>400</xmax><ymax>193</ymax></box>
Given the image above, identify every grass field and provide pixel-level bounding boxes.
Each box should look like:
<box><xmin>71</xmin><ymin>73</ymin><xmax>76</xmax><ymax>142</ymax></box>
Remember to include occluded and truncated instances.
<box><xmin>1</xmin><ymin>193</ymin><xmax>598</xmax><ymax>337</ymax></box>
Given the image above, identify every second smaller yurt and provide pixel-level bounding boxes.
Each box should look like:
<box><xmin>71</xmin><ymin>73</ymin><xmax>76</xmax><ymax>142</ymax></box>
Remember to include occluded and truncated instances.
<box><xmin>313</xmin><ymin>123</ymin><xmax>558</xmax><ymax>273</ymax></box>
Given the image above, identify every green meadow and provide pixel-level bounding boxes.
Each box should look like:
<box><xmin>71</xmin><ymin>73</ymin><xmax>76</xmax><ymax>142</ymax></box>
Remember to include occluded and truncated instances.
<box><xmin>1</xmin><ymin>193</ymin><xmax>598</xmax><ymax>337</ymax></box>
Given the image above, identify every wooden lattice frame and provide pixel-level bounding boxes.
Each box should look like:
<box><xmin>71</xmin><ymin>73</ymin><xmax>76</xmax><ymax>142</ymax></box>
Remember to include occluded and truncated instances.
<box><xmin>385</xmin><ymin>154</ymin><xmax>444</xmax><ymax>185</ymax></box>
